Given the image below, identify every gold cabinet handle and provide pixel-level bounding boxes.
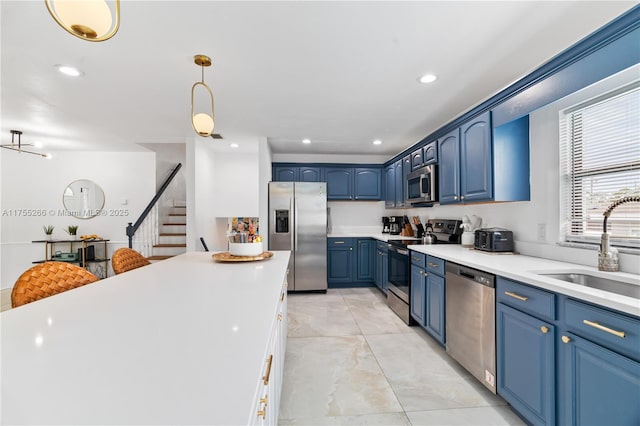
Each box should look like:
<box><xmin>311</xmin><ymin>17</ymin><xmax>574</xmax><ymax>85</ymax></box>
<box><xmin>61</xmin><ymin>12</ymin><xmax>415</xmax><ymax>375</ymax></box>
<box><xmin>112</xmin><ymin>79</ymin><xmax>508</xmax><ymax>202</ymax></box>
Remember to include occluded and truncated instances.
<box><xmin>334</xmin><ymin>241</ymin><xmax>345</xmax><ymax>244</ymax></box>
<box><xmin>453</xmin><ymin>196</ymin><xmax>458</xmax><ymax>200</ymax></box>
<box><xmin>263</xmin><ymin>355</ymin><xmax>273</xmax><ymax>385</ymax></box>
<box><xmin>349</xmin><ymin>247</ymin><xmax>352</xmax><ymax>251</ymax></box>
<box><xmin>277</xmin><ymin>313</ymin><xmax>283</xmax><ymax>321</ymax></box>
<box><xmin>583</xmin><ymin>320</ymin><xmax>626</xmax><ymax>338</ymax></box>
<box><xmin>504</xmin><ymin>291</ymin><xmax>529</xmax><ymax>302</ymax></box>
<box><xmin>260</xmin><ymin>395</ymin><xmax>268</xmax><ymax>405</ymax></box>
<box><xmin>461</xmin><ymin>195</ymin><xmax>465</xmax><ymax>200</ymax></box>
<box><xmin>411</xmin><ymin>256</ymin><xmax>420</xmax><ymax>262</ymax></box>
<box><xmin>540</xmin><ymin>326</ymin><xmax>549</xmax><ymax>334</ymax></box>
<box><xmin>562</xmin><ymin>335</ymin><xmax>571</xmax><ymax>344</ymax></box>
<box><xmin>427</xmin><ymin>262</ymin><xmax>438</xmax><ymax>268</ymax></box>
<box><xmin>281</xmin><ymin>292</ymin><xmax>285</xmax><ymax>302</ymax></box>
<box><xmin>257</xmin><ymin>404</ymin><xmax>267</xmax><ymax>420</ymax></box>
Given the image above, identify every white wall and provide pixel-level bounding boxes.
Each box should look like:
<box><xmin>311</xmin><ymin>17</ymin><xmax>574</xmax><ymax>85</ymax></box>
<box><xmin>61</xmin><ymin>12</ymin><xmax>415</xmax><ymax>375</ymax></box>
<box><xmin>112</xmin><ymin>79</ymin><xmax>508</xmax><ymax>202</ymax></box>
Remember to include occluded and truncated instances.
<box><xmin>0</xmin><ymin>151</ymin><xmax>156</xmax><ymax>289</ymax></box>
<box><xmin>258</xmin><ymin>137</ymin><xmax>272</xmax><ymax>247</ymax></box>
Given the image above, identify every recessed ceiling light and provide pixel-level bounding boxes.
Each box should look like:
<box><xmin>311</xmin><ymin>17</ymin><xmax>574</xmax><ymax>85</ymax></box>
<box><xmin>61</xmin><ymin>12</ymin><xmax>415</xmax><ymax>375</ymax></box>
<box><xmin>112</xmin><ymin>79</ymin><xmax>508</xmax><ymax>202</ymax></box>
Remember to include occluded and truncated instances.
<box><xmin>418</xmin><ymin>74</ymin><xmax>437</xmax><ymax>84</ymax></box>
<box><xmin>302</xmin><ymin>139</ymin><xmax>311</xmax><ymax>144</ymax></box>
<box><xmin>373</xmin><ymin>140</ymin><xmax>382</xmax><ymax>145</ymax></box>
<box><xmin>55</xmin><ymin>65</ymin><xmax>82</xmax><ymax>77</ymax></box>
<box><xmin>230</xmin><ymin>143</ymin><xmax>239</xmax><ymax>148</ymax></box>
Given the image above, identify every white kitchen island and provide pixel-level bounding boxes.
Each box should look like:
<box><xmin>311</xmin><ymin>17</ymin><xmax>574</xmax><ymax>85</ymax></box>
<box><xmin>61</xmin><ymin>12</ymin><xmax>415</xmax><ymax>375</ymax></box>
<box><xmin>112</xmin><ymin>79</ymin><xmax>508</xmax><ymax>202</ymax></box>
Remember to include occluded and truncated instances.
<box><xmin>1</xmin><ymin>251</ymin><xmax>290</xmax><ymax>425</ymax></box>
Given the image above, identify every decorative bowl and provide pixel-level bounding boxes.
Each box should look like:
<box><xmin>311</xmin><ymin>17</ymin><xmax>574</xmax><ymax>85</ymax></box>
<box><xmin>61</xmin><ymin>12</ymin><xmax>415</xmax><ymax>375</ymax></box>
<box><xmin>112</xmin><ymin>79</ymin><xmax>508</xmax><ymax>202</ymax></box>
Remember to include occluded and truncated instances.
<box><xmin>229</xmin><ymin>241</ymin><xmax>263</xmax><ymax>256</ymax></box>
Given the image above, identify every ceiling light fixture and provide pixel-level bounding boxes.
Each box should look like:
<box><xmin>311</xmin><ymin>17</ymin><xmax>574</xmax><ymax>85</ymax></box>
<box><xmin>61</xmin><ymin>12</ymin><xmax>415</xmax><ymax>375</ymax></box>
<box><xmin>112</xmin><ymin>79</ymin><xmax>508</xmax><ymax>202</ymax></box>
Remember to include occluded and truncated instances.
<box><xmin>1</xmin><ymin>130</ymin><xmax>51</xmax><ymax>158</ymax></box>
<box><xmin>45</xmin><ymin>0</ymin><xmax>120</xmax><ymax>42</ymax></box>
<box><xmin>191</xmin><ymin>55</ymin><xmax>215</xmax><ymax>138</ymax></box>
<box><xmin>302</xmin><ymin>139</ymin><xmax>311</xmax><ymax>144</ymax></box>
<box><xmin>419</xmin><ymin>74</ymin><xmax>438</xmax><ymax>84</ymax></box>
<box><xmin>56</xmin><ymin>65</ymin><xmax>82</xmax><ymax>77</ymax></box>
<box><xmin>373</xmin><ymin>140</ymin><xmax>382</xmax><ymax>145</ymax></box>
<box><xmin>230</xmin><ymin>143</ymin><xmax>239</xmax><ymax>148</ymax></box>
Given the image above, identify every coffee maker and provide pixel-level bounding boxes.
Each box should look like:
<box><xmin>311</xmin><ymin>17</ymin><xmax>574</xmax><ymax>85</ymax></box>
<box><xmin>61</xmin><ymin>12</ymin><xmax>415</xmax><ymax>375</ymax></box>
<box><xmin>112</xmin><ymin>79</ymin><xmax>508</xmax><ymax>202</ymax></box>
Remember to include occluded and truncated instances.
<box><xmin>389</xmin><ymin>216</ymin><xmax>403</xmax><ymax>235</ymax></box>
<box><xmin>382</xmin><ymin>217</ymin><xmax>391</xmax><ymax>234</ymax></box>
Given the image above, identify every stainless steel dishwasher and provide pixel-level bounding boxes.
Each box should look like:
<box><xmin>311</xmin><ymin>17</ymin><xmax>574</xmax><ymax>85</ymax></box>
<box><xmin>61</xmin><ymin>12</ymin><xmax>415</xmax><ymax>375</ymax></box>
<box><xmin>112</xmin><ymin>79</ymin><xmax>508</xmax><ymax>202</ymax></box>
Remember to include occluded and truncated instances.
<box><xmin>445</xmin><ymin>262</ymin><xmax>497</xmax><ymax>394</ymax></box>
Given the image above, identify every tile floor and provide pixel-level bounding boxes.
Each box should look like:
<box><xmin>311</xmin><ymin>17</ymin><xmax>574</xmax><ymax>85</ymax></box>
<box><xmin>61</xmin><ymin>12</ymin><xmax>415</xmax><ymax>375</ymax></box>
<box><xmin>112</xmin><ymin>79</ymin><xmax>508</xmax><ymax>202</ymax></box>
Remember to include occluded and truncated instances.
<box><xmin>279</xmin><ymin>288</ymin><xmax>526</xmax><ymax>425</ymax></box>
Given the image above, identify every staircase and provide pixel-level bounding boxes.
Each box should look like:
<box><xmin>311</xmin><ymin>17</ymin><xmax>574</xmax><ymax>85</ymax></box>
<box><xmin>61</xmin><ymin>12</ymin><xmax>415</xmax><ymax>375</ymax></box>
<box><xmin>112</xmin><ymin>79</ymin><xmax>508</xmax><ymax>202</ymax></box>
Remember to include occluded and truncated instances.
<box><xmin>147</xmin><ymin>205</ymin><xmax>187</xmax><ymax>261</ymax></box>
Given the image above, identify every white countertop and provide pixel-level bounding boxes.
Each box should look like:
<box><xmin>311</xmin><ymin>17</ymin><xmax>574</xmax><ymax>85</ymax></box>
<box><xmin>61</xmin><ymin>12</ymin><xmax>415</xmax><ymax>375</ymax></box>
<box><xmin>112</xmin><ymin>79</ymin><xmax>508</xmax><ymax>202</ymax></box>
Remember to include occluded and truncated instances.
<box><xmin>1</xmin><ymin>251</ymin><xmax>290</xmax><ymax>425</ymax></box>
<box><xmin>328</xmin><ymin>232</ymin><xmax>420</xmax><ymax>242</ymax></box>
<box><xmin>409</xmin><ymin>244</ymin><xmax>640</xmax><ymax>317</ymax></box>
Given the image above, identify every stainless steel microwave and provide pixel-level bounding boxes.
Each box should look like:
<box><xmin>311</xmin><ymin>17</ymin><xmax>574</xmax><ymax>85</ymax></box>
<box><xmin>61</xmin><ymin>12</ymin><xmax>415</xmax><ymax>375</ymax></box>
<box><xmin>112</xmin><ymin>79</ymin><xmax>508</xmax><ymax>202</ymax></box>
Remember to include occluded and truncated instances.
<box><xmin>407</xmin><ymin>164</ymin><xmax>437</xmax><ymax>204</ymax></box>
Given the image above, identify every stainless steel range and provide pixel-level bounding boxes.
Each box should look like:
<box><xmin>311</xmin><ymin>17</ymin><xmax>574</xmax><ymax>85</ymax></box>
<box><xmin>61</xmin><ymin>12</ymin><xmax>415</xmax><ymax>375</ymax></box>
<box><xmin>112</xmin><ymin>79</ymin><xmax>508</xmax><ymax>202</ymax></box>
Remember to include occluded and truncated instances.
<box><xmin>387</xmin><ymin>219</ymin><xmax>462</xmax><ymax>324</ymax></box>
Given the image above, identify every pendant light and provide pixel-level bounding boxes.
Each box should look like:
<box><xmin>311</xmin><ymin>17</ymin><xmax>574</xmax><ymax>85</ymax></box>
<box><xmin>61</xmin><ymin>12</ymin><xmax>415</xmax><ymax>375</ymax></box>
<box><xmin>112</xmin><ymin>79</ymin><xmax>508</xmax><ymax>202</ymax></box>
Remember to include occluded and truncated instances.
<box><xmin>1</xmin><ymin>130</ymin><xmax>51</xmax><ymax>158</ymax></box>
<box><xmin>191</xmin><ymin>55</ymin><xmax>215</xmax><ymax>137</ymax></box>
<box><xmin>45</xmin><ymin>0</ymin><xmax>120</xmax><ymax>42</ymax></box>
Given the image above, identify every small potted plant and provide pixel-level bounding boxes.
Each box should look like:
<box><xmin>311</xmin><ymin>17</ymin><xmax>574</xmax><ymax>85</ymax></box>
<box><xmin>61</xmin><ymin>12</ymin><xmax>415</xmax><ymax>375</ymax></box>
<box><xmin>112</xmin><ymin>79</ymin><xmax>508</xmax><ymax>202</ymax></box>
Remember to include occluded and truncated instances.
<box><xmin>65</xmin><ymin>225</ymin><xmax>79</xmax><ymax>238</ymax></box>
<box><xmin>43</xmin><ymin>225</ymin><xmax>55</xmax><ymax>240</ymax></box>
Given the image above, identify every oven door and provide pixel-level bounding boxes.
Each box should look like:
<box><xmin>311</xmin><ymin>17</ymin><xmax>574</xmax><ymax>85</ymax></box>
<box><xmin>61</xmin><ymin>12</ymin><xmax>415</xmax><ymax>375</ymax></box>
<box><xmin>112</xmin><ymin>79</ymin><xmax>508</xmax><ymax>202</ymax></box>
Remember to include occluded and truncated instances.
<box><xmin>387</xmin><ymin>244</ymin><xmax>409</xmax><ymax>303</ymax></box>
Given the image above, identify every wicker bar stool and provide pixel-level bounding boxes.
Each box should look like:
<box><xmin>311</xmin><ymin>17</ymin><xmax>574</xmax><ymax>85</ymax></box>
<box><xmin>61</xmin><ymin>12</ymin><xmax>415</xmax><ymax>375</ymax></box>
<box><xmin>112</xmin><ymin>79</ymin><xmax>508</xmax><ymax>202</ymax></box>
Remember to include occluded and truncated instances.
<box><xmin>111</xmin><ymin>248</ymin><xmax>151</xmax><ymax>275</ymax></box>
<box><xmin>11</xmin><ymin>261</ymin><xmax>99</xmax><ymax>308</ymax></box>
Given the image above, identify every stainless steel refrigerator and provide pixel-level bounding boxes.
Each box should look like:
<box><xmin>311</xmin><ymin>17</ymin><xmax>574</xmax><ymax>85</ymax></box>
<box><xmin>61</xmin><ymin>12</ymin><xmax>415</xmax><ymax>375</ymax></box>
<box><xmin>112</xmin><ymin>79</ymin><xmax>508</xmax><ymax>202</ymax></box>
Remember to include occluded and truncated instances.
<box><xmin>268</xmin><ymin>182</ymin><xmax>327</xmax><ymax>292</ymax></box>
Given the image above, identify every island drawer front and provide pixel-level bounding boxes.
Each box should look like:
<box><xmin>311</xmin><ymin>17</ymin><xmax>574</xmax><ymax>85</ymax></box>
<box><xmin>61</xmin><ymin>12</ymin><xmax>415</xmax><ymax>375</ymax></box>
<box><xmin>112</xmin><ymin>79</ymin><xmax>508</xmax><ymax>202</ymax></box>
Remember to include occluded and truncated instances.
<box><xmin>426</xmin><ymin>256</ymin><xmax>445</xmax><ymax>276</ymax></box>
<box><xmin>410</xmin><ymin>251</ymin><xmax>426</xmax><ymax>268</ymax></box>
<box><xmin>497</xmin><ymin>277</ymin><xmax>556</xmax><ymax>321</ymax></box>
<box><xmin>377</xmin><ymin>241</ymin><xmax>390</xmax><ymax>252</ymax></box>
<box><xmin>328</xmin><ymin>238</ymin><xmax>354</xmax><ymax>249</ymax></box>
<box><xmin>564</xmin><ymin>298</ymin><xmax>640</xmax><ymax>361</ymax></box>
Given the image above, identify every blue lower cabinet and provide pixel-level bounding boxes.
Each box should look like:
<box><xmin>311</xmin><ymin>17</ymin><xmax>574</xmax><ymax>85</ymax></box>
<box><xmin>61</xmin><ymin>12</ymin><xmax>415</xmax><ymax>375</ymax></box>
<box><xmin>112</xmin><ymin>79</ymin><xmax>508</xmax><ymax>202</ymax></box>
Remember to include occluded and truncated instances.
<box><xmin>327</xmin><ymin>239</ymin><xmax>353</xmax><ymax>284</ymax></box>
<box><xmin>497</xmin><ymin>303</ymin><xmax>555</xmax><ymax>426</ymax></box>
<box><xmin>355</xmin><ymin>239</ymin><xmax>375</xmax><ymax>282</ymax></box>
<box><xmin>410</xmin><ymin>264</ymin><xmax>425</xmax><ymax>324</ymax></box>
<box><xmin>374</xmin><ymin>249</ymin><xmax>388</xmax><ymax>293</ymax></box>
<box><xmin>560</xmin><ymin>332</ymin><xmax>640</xmax><ymax>426</ymax></box>
<box><xmin>425</xmin><ymin>273</ymin><xmax>445</xmax><ymax>344</ymax></box>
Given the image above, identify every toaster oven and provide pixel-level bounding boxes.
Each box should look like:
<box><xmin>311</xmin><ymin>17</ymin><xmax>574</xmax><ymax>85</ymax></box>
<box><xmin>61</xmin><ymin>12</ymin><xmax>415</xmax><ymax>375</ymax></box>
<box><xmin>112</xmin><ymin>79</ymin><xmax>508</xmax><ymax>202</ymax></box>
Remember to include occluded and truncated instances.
<box><xmin>474</xmin><ymin>228</ymin><xmax>514</xmax><ymax>252</ymax></box>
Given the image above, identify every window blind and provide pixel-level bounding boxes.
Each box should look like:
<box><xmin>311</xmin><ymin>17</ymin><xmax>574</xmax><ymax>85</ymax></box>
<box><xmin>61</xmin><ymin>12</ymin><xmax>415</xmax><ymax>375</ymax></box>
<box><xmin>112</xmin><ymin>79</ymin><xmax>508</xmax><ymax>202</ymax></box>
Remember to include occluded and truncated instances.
<box><xmin>561</xmin><ymin>82</ymin><xmax>640</xmax><ymax>248</ymax></box>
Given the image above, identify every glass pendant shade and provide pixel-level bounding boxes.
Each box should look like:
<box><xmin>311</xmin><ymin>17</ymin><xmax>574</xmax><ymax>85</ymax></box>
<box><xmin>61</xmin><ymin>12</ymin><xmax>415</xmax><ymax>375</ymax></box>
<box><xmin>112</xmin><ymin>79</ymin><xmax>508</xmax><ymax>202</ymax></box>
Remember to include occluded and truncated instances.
<box><xmin>45</xmin><ymin>0</ymin><xmax>120</xmax><ymax>41</ymax></box>
<box><xmin>193</xmin><ymin>113</ymin><xmax>214</xmax><ymax>136</ymax></box>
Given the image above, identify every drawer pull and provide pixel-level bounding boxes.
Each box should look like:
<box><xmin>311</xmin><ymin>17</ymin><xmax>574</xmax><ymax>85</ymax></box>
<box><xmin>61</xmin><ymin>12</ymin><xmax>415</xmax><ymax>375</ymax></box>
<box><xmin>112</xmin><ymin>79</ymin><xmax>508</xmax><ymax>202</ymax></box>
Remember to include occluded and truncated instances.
<box><xmin>334</xmin><ymin>241</ymin><xmax>345</xmax><ymax>244</ymax></box>
<box><xmin>427</xmin><ymin>262</ymin><xmax>438</xmax><ymax>268</ymax></box>
<box><xmin>412</xmin><ymin>256</ymin><xmax>420</xmax><ymax>262</ymax></box>
<box><xmin>263</xmin><ymin>355</ymin><xmax>273</xmax><ymax>385</ymax></box>
<box><xmin>561</xmin><ymin>335</ymin><xmax>571</xmax><ymax>344</ymax></box>
<box><xmin>540</xmin><ymin>326</ymin><xmax>549</xmax><ymax>334</ymax></box>
<box><xmin>583</xmin><ymin>320</ymin><xmax>626</xmax><ymax>338</ymax></box>
<box><xmin>504</xmin><ymin>291</ymin><xmax>528</xmax><ymax>302</ymax></box>
<box><xmin>277</xmin><ymin>313</ymin><xmax>283</xmax><ymax>321</ymax></box>
<box><xmin>257</xmin><ymin>405</ymin><xmax>267</xmax><ymax>420</ymax></box>
<box><xmin>281</xmin><ymin>292</ymin><xmax>285</xmax><ymax>302</ymax></box>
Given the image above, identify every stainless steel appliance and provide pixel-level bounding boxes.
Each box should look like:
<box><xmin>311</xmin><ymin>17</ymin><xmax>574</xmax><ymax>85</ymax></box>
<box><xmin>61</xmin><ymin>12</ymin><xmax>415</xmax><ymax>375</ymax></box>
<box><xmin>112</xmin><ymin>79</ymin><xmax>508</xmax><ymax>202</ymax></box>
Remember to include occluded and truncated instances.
<box><xmin>474</xmin><ymin>228</ymin><xmax>514</xmax><ymax>252</ymax></box>
<box><xmin>382</xmin><ymin>216</ymin><xmax>390</xmax><ymax>234</ymax></box>
<box><xmin>445</xmin><ymin>262</ymin><xmax>497</xmax><ymax>394</ymax></box>
<box><xmin>387</xmin><ymin>218</ymin><xmax>462</xmax><ymax>325</ymax></box>
<box><xmin>407</xmin><ymin>164</ymin><xmax>437</xmax><ymax>204</ymax></box>
<box><xmin>268</xmin><ymin>182</ymin><xmax>327</xmax><ymax>292</ymax></box>
<box><xmin>389</xmin><ymin>216</ymin><xmax>403</xmax><ymax>235</ymax></box>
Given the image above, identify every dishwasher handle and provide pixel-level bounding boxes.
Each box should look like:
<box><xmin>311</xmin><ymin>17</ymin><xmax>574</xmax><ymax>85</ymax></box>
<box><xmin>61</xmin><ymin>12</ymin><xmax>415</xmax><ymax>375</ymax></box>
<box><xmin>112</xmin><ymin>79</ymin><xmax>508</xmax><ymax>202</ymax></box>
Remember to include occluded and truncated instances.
<box><xmin>447</xmin><ymin>262</ymin><xmax>495</xmax><ymax>288</ymax></box>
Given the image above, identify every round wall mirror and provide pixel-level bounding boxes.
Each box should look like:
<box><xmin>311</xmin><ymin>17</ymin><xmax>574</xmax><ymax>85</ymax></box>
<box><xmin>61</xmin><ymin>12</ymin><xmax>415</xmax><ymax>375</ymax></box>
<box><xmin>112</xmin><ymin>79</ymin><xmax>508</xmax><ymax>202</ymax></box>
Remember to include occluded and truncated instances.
<box><xmin>62</xmin><ymin>179</ymin><xmax>105</xmax><ymax>219</ymax></box>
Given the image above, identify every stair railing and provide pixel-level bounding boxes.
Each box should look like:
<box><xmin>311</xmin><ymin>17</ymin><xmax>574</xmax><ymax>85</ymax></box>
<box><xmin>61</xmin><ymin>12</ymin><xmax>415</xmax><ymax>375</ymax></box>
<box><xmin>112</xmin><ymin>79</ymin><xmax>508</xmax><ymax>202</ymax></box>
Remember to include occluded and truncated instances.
<box><xmin>127</xmin><ymin>163</ymin><xmax>182</xmax><ymax>249</ymax></box>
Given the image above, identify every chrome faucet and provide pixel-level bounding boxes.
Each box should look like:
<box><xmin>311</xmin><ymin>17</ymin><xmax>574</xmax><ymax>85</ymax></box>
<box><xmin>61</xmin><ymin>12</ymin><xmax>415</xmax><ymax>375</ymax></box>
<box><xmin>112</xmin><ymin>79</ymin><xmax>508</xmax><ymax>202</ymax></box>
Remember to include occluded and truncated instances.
<box><xmin>598</xmin><ymin>196</ymin><xmax>640</xmax><ymax>272</ymax></box>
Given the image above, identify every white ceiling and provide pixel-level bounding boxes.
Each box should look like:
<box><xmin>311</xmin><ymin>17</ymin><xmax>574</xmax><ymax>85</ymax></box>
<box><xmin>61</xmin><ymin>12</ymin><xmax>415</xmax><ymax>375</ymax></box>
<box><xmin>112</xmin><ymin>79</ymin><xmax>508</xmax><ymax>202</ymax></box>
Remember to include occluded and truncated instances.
<box><xmin>1</xmin><ymin>1</ymin><xmax>637</xmax><ymax>158</ymax></box>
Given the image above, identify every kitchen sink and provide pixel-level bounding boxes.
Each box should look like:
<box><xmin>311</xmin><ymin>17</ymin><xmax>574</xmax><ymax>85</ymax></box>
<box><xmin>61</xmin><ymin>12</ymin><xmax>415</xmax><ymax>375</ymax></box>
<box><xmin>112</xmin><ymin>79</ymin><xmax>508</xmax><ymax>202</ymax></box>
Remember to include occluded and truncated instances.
<box><xmin>538</xmin><ymin>272</ymin><xmax>640</xmax><ymax>299</ymax></box>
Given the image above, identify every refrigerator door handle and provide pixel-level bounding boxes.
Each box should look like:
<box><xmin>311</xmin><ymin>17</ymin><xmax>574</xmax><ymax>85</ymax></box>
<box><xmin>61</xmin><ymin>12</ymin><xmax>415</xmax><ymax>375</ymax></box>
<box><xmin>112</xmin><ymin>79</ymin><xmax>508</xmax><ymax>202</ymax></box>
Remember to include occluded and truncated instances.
<box><xmin>294</xmin><ymin>198</ymin><xmax>298</xmax><ymax>251</ymax></box>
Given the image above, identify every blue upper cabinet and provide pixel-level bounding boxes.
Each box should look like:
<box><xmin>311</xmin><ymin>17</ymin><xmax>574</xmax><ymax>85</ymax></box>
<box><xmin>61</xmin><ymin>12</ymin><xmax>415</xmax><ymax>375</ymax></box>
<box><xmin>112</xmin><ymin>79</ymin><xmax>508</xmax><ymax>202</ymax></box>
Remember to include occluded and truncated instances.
<box><xmin>402</xmin><ymin>156</ymin><xmax>411</xmax><ymax>207</ymax></box>
<box><xmin>492</xmin><ymin>115</ymin><xmax>530</xmax><ymax>202</ymax></box>
<box><xmin>438</xmin><ymin>128</ymin><xmax>461</xmax><ymax>204</ymax></box>
<box><xmin>423</xmin><ymin>141</ymin><xmax>437</xmax><ymax>165</ymax></box>
<box><xmin>299</xmin><ymin>166</ymin><xmax>322</xmax><ymax>182</ymax></box>
<box><xmin>385</xmin><ymin>164</ymin><xmax>395</xmax><ymax>208</ymax></box>
<box><xmin>411</xmin><ymin>148</ymin><xmax>424</xmax><ymax>171</ymax></box>
<box><xmin>273</xmin><ymin>166</ymin><xmax>298</xmax><ymax>182</ymax></box>
<box><xmin>460</xmin><ymin>111</ymin><xmax>493</xmax><ymax>202</ymax></box>
<box><xmin>394</xmin><ymin>159</ymin><xmax>404</xmax><ymax>207</ymax></box>
<box><xmin>326</xmin><ymin>168</ymin><xmax>353</xmax><ymax>200</ymax></box>
<box><xmin>354</xmin><ymin>168</ymin><xmax>382</xmax><ymax>200</ymax></box>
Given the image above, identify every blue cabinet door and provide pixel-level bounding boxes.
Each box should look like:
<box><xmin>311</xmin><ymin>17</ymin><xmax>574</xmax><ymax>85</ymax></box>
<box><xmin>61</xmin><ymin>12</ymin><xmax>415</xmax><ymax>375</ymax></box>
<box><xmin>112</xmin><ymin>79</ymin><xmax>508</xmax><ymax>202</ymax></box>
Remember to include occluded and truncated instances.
<box><xmin>423</xmin><ymin>141</ymin><xmax>437</xmax><ymax>165</ymax></box>
<box><xmin>354</xmin><ymin>168</ymin><xmax>382</xmax><ymax>200</ymax></box>
<box><xmin>425</xmin><ymin>272</ymin><xmax>445</xmax><ymax>344</ymax></box>
<box><xmin>375</xmin><ymin>250</ymin><xmax>383</xmax><ymax>290</ymax></box>
<box><xmin>402</xmin><ymin>155</ymin><xmax>411</xmax><ymax>207</ymax></box>
<box><xmin>460</xmin><ymin>111</ymin><xmax>493</xmax><ymax>202</ymax></box>
<box><xmin>327</xmin><ymin>247</ymin><xmax>353</xmax><ymax>283</ymax></box>
<box><xmin>560</xmin><ymin>332</ymin><xmax>640</xmax><ymax>426</ymax></box>
<box><xmin>381</xmin><ymin>251</ymin><xmax>388</xmax><ymax>294</ymax></box>
<box><xmin>410</xmin><ymin>264</ymin><xmax>425</xmax><ymax>324</ymax></box>
<box><xmin>394</xmin><ymin>160</ymin><xmax>404</xmax><ymax>207</ymax></box>
<box><xmin>326</xmin><ymin>168</ymin><xmax>353</xmax><ymax>200</ymax></box>
<box><xmin>299</xmin><ymin>166</ymin><xmax>322</xmax><ymax>182</ymax></box>
<box><xmin>273</xmin><ymin>166</ymin><xmax>298</xmax><ymax>182</ymax></box>
<box><xmin>437</xmin><ymin>128</ymin><xmax>461</xmax><ymax>204</ymax></box>
<box><xmin>411</xmin><ymin>148</ymin><xmax>424</xmax><ymax>170</ymax></box>
<box><xmin>497</xmin><ymin>303</ymin><xmax>555</xmax><ymax>426</ymax></box>
<box><xmin>384</xmin><ymin>165</ymin><xmax>395</xmax><ymax>208</ymax></box>
<box><xmin>355</xmin><ymin>239</ymin><xmax>375</xmax><ymax>282</ymax></box>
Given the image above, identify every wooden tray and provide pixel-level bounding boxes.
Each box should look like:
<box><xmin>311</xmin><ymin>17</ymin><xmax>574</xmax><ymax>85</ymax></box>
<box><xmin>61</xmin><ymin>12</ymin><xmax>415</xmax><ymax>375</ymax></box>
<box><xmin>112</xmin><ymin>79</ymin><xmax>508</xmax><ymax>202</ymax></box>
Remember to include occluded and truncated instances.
<box><xmin>212</xmin><ymin>251</ymin><xmax>274</xmax><ymax>262</ymax></box>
